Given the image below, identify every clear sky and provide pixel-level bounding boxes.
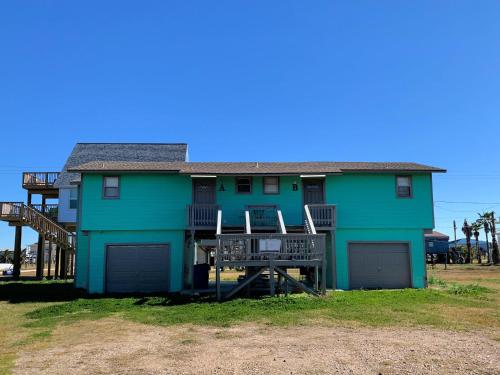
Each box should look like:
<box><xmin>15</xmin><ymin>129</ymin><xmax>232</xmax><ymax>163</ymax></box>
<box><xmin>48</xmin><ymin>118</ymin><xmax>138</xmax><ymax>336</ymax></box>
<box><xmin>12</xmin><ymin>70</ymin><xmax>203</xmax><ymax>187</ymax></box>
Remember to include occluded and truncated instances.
<box><xmin>0</xmin><ymin>1</ymin><xmax>499</xmax><ymax>249</ymax></box>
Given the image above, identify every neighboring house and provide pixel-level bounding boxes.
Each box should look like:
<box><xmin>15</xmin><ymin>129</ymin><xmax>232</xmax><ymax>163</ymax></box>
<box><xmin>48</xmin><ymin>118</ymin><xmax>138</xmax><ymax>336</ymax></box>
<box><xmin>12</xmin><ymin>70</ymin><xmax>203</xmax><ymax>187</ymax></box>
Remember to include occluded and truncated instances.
<box><xmin>65</xmin><ymin>154</ymin><xmax>445</xmax><ymax>296</ymax></box>
<box><xmin>425</xmin><ymin>231</ymin><xmax>449</xmax><ymax>254</ymax></box>
<box><xmin>0</xmin><ymin>143</ymin><xmax>188</xmax><ymax>279</ymax></box>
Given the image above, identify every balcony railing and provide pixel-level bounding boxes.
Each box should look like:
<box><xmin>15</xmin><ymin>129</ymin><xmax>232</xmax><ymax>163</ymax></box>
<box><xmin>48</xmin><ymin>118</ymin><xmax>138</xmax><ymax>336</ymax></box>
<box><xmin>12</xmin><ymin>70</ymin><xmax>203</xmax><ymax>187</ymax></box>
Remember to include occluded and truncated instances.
<box><xmin>216</xmin><ymin>233</ymin><xmax>325</xmax><ymax>263</ymax></box>
<box><xmin>246</xmin><ymin>205</ymin><xmax>278</xmax><ymax>228</ymax></box>
<box><xmin>306</xmin><ymin>204</ymin><xmax>336</xmax><ymax>229</ymax></box>
<box><xmin>22</xmin><ymin>172</ymin><xmax>60</xmax><ymax>189</ymax></box>
<box><xmin>30</xmin><ymin>204</ymin><xmax>59</xmax><ymax>221</ymax></box>
<box><xmin>188</xmin><ymin>204</ymin><xmax>220</xmax><ymax>228</ymax></box>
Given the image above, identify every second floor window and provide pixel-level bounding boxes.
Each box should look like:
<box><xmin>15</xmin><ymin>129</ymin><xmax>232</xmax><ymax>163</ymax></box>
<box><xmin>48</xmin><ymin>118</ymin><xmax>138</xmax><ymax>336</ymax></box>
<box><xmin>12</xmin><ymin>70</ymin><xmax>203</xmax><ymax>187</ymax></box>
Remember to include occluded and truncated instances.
<box><xmin>69</xmin><ymin>188</ymin><xmax>78</xmax><ymax>209</ymax></box>
<box><xmin>396</xmin><ymin>176</ymin><xmax>412</xmax><ymax>198</ymax></box>
<box><xmin>236</xmin><ymin>177</ymin><xmax>252</xmax><ymax>194</ymax></box>
<box><xmin>103</xmin><ymin>176</ymin><xmax>120</xmax><ymax>199</ymax></box>
<box><xmin>263</xmin><ymin>176</ymin><xmax>279</xmax><ymax>194</ymax></box>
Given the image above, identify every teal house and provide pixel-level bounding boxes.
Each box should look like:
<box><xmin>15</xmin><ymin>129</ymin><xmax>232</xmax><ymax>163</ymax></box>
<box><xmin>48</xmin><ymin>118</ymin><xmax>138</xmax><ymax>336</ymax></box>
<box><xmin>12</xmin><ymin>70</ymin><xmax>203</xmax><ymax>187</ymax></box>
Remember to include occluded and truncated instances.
<box><xmin>57</xmin><ymin>143</ymin><xmax>446</xmax><ymax>297</ymax></box>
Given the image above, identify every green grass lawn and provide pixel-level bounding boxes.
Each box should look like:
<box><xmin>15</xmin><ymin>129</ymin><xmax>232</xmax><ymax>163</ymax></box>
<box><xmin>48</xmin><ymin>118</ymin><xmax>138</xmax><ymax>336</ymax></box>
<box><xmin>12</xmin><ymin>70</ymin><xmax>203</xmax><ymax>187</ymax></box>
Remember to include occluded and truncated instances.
<box><xmin>0</xmin><ymin>265</ymin><xmax>499</xmax><ymax>374</ymax></box>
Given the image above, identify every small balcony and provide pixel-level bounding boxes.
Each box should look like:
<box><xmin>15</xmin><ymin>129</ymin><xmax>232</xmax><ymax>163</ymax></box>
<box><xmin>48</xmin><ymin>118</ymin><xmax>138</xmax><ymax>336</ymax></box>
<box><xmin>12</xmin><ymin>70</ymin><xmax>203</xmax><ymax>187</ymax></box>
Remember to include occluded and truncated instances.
<box><xmin>306</xmin><ymin>204</ymin><xmax>336</xmax><ymax>230</ymax></box>
<box><xmin>30</xmin><ymin>204</ymin><xmax>59</xmax><ymax>222</ymax></box>
<box><xmin>188</xmin><ymin>204</ymin><xmax>220</xmax><ymax>229</ymax></box>
<box><xmin>22</xmin><ymin>172</ymin><xmax>60</xmax><ymax>194</ymax></box>
<box><xmin>246</xmin><ymin>205</ymin><xmax>279</xmax><ymax>229</ymax></box>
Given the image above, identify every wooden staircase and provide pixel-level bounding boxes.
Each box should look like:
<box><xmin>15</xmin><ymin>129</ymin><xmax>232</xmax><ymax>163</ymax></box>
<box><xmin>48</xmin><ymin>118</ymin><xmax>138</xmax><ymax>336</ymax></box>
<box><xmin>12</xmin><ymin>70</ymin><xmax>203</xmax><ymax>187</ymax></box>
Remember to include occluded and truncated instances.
<box><xmin>0</xmin><ymin>202</ymin><xmax>75</xmax><ymax>252</ymax></box>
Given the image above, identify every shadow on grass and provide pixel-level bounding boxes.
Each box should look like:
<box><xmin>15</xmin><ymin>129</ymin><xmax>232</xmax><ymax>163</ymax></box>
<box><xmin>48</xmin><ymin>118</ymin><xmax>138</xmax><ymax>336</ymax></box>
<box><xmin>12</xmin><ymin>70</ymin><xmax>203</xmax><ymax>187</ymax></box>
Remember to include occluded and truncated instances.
<box><xmin>0</xmin><ymin>280</ymin><xmax>217</xmax><ymax>305</ymax></box>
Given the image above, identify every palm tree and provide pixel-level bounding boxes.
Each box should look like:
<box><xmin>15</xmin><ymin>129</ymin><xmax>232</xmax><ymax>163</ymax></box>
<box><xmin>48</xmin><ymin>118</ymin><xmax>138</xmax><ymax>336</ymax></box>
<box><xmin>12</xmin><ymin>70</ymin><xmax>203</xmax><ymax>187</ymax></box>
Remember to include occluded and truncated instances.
<box><xmin>462</xmin><ymin>219</ymin><xmax>472</xmax><ymax>263</ymax></box>
<box><xmin>490</xmin><ymin>212</ymin><xmax>499</xmax><ymax>264</ymax></box>
<box><xmin>477</xmin><ymin>212</ymin><xmax>499</xmax><ymax>264</ymax></box>
<box><xmin>471</xmin><ymin>221</ymin><xmax>482</xmax><ymax>264</ymax></box>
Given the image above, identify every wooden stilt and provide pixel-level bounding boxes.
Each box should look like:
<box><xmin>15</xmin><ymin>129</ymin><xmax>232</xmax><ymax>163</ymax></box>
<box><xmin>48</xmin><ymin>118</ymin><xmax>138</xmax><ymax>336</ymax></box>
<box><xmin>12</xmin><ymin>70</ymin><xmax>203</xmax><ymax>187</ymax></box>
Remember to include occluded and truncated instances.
<box><xmin>69</xmin><ymin>252</ymin><xmax>74</xmax><ymax>277</ymax></box>
<box><xmin>269</xmin><ymin>261</ymin><xmax>275</xmax><ymax>297</ymax></box>
<box><xmin>47</xmin><ymin>240</ymin><xmax>52</xmax><ymax>278</ymax></box>
<box><xmin>13</xmin><ymin>225</ymin><xmax>22</xmax><ymax>280</ymax></box>
<box><xmin>59</xmin><ymin>248</ymin><xmax>66</xmax><ymax>279</ymax></box>
<box><xmin>36</xmin><ymin>235</ymin><xmax>44</xmax><ymax>279</ymax></box>
<box><xmin>54</xmin><ymin>246</ymin><xmax>60</xmax><ymax>279</ymax></box>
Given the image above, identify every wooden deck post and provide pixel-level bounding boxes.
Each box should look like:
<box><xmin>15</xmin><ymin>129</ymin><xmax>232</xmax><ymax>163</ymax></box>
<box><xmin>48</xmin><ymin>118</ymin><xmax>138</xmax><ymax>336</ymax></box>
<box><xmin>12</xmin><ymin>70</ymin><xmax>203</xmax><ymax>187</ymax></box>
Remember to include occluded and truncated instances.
<box><xmin>36</xmin><ymin>235</ymin><xmax>44</xmax><ymax>279</ymax></box>
<box><xmin>54</xmin><ymin>246</ymin><xmax>60</xmax><ymax>279</ymax></box>
<box><xmin>13</xmin><ymin>225</ymin><xmax>22</xmax><ymax>280</ymax></box>
<box><xmin>269</xmin><ymin>260</ymin><xmax>275</xmax><ymax>296</ymax></box>
<box><xmin>47</xmin><ymin>240</ymin><xmax>52</xmax><ymax>278</ymax></box>
<box><xmin>59</xmin><ymin>248</ymin><xmax>66</xmax><ymax>279</ymax></box>
<box><xmin>69</xmin><ymin>252</ymin><xmax>74</xmax><ymax>277</ymax></box>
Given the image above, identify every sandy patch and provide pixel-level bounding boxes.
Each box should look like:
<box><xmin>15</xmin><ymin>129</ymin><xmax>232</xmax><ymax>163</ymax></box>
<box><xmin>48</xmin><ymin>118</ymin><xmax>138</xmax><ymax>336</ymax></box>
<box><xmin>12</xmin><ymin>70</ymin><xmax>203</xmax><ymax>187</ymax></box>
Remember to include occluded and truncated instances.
<box><xmin>13</xmin><ymin>318</ymin><xmax>500</xmax><ymax>375</ymax></box>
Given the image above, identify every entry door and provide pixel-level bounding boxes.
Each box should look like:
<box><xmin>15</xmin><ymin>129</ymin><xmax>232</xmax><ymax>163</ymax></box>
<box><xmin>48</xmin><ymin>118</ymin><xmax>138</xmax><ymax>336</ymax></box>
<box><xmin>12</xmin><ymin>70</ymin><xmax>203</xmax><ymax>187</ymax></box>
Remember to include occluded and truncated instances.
<box><xmin>303</xmin><ymin>179</ymin><xmax>325</xmax><ymax>204</ymax></box>
<box><xmin>193</xmin><ymin>179</ymin><xmax>216</xmax><ymax>204</ymax></box>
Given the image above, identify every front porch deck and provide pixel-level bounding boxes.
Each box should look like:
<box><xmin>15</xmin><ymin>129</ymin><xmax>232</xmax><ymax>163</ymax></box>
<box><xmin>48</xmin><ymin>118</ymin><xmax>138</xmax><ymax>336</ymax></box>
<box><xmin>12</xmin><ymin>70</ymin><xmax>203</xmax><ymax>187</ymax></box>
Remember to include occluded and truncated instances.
<box><xmin>215</xmin><ymin>233</ymin><xmax>326</xmax><ymax>300</ymax></box>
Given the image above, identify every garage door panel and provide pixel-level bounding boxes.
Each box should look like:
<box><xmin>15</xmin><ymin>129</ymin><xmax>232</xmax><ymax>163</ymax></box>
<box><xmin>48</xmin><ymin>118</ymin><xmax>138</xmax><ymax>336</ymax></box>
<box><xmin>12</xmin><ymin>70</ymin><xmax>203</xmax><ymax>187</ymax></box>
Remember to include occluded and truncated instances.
<box><xmin>106</xmin><ymin>244</ymin><xmax>170</xmax><ymax>293</ymax></box>
<box><xmin>348</xmin><ymin>242</ymin><xmax>411</xmax><ymax>289</ymax></box>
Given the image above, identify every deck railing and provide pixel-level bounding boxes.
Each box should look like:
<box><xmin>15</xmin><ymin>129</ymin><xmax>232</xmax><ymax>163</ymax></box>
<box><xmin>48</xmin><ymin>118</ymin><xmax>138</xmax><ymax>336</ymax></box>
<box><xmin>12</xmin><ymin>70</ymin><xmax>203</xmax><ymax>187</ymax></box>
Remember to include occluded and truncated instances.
<box><xmin>22</xmin><ymin>172</ymin><xmax>60</xmax><ymax>188</ymax></box>
<box><xmin>188</xmin><ymin>204</ymin><xmax>220</xmax><ymax>228</ymax></box>
<box><xmin>306</xmin><ymin>204</ymin><xmax>336</xmax><ymax>229</ymax></box>
<box><xmin>216</xmin><ymin>233</ymin><xmax>325</xmax><ymax>263</ymax></box>
<box><xmin>30</xmin><ymin>204</ymin><xmax>59</xmax><ymax>221</ymax></box>
<box><xmin>246</xmin><ymin>205</ymin><xmax>278</xmax><ymax>228</ymax></box>
<box><xmin>0</xmin><ymin>202</ymin><xmax>75</xmax><ymax>251</ymax></box>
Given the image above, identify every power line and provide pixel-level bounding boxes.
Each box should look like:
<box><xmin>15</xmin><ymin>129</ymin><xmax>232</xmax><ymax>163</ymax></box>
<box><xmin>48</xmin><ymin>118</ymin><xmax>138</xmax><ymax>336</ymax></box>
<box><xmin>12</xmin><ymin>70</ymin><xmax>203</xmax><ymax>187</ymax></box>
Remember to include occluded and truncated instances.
<box><xmin>435</xmin><ymin>200</ymin><xmax>500</xmax><ymax>205</ymax></box>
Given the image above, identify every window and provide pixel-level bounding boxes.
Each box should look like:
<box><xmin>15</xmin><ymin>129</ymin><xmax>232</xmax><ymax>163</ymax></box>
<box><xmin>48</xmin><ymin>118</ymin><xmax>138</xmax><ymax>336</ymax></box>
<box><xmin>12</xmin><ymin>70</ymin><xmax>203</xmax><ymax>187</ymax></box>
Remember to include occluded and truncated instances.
<box><xmin>103</xmin><ymin>176</ymin><xmax>120</xmax><ymax>199</ymax></box>
<box><xmin>396</xmin><ymin>176</ymin><xmax>412</xmax><ymax>198</ymax></box>
<box><xmin>69</xmin><ymin>188</ymin><xmax>78</xmax><ymax>209</ymax></box>
<box><xmin>263</xmin><ymin>176</ymin><xmax>279</xmax><ymax>194</ymax></box>
<box><xmin>236</xmin><ymin>177</ymin><xmax>252</xmax><ymax>194</ymax></box>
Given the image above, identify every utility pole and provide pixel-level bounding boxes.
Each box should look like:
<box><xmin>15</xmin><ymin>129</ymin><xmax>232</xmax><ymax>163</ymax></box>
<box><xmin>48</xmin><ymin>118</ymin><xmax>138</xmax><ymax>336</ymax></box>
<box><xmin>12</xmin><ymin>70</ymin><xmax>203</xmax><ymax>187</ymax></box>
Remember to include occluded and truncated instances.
<box><xmin>453</xmin><ymin>220</ymin><xmax>458</xmax><ymax>256</ymax></box>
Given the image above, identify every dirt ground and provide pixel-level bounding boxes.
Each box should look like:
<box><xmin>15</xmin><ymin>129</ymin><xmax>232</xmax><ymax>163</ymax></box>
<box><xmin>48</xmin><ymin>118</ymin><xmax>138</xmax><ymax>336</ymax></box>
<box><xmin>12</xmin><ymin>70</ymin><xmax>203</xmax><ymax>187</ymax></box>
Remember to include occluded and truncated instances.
<box><xmin>14</xmin><ymin>318</ymin><xmax>500</xmax><ymax>375</ymax></box>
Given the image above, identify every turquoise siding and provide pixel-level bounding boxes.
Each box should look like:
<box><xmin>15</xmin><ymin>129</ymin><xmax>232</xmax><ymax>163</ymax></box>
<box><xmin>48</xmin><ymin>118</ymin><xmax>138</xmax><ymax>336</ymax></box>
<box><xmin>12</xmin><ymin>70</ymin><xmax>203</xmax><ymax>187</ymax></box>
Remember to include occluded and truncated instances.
<box><xmin>75</xmin><ymin>230</ymin><xmax>88</xmax><ymax>289</ymax></box>
<box><xmin>76</xmin><ymin>171</ymin><xmax>434</xmax><ymax>293</ymax></box>
<box><xmin>216</xmin><ymin>176</ymin><xmax>303</xmax><ymax>226</ymax></box>
<box><xmin>80</xmin><ymin>174</ymin><xmax>192</xmax><ymax>231</ymax></box>
<box><xmin>326</xmin><ymin>173</ymin><xmax>433</xmax><ymax>229</ymax></box>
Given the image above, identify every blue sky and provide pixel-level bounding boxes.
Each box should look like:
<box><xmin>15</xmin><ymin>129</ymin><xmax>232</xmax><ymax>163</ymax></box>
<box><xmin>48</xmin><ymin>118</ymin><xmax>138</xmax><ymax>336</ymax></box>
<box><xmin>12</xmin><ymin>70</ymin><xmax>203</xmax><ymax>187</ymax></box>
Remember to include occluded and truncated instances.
<box><xmin>0</xmin><ymin>1</ymin><xmax>499</xmax><ymax>248</ymax></box>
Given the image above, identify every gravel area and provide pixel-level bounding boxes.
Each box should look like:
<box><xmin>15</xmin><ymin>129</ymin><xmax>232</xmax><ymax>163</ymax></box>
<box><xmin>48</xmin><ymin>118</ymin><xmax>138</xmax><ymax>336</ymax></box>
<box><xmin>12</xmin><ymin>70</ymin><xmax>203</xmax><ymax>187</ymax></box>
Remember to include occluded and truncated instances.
<box><xmin>14</xmin><ymin>318</ymin><xmax>500</xmax><ymax>375</ymax></box>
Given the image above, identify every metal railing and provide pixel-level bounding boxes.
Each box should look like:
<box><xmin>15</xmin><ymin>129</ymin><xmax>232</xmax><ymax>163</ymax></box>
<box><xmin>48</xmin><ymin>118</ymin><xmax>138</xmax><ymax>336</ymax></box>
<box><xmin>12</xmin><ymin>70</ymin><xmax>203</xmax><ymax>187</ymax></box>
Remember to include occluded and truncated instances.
<box><xmin>216</xmin><ymin>233</ymin><xmax>325</xmax><ymax>262</ymax></box>
<box><xmin>30</xmin><ymin>204</ymin><xmax>59</xmax><ymax>221</ymax></box>
<box><xmin>306</xmin><ymin>204</ymin><xmax>336</xmax><ymax>229</ymax></box>
<box><xmin>188</xmin><ymin>204</ymin><xmax>220</xmax><ymax>228</ymax></box>
<box><xmin>0</xmin><ymin>202</ymin><xmax>75</xmax><ymax>251</ymax></box>
<box><xmin>22</xmin><ymin>172</ymin><xmax>60</xmax><ymax>188</ymax></box>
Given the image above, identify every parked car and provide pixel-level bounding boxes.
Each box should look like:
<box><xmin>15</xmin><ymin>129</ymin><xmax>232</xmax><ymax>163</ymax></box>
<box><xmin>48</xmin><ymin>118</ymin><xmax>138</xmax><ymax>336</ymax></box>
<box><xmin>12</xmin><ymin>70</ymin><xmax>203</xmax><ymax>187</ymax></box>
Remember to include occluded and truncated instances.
<box><xmin>0</xmin><ymin>263</ymin><xmax>13</xmax><ymax>275</ymax></box>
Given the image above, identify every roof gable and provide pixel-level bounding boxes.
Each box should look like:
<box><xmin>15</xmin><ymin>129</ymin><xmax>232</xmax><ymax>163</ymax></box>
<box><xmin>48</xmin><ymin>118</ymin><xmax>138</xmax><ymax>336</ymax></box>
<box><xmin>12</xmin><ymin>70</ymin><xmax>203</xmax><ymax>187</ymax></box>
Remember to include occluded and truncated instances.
<box><xmin>55</xmin><ymin>143</ymin><xmax>188</xmax><ymax>187</ymax></box>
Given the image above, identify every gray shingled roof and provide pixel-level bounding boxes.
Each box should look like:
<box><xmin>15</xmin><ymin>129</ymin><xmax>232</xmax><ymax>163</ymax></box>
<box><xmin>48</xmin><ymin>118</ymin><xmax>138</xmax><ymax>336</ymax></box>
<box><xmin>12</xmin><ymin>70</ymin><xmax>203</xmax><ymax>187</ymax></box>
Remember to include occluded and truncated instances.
<box><xmin>55</xmin><ymin>143</ymin><xmax>188</xmax><ymax>187</ymax></box>
<box><xmin>68</xmin><ymin>161</ymin><xmax>446</xmax><ymax>175</ymax></box>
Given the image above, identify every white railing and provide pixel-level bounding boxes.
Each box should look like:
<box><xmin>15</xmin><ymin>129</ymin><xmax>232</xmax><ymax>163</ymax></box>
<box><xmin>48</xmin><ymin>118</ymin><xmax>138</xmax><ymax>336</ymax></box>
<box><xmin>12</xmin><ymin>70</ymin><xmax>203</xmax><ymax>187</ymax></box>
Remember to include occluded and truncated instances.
<box><xmin>304</xmin><ymin>205</ymin><xmax>317</xmax><ymax>235</ymax></box>
<box><xmin>216</xmin><ymin>209</ymin><xmax>222</xmax><ymax>235</ymax></box>
<box><xmin>277</xmin><ymin>209</ymin><xmax>287</xmax><ymax>234</ymax></box>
